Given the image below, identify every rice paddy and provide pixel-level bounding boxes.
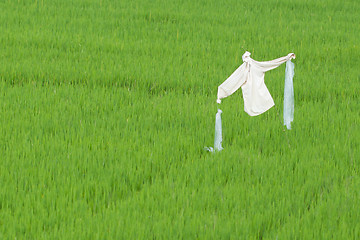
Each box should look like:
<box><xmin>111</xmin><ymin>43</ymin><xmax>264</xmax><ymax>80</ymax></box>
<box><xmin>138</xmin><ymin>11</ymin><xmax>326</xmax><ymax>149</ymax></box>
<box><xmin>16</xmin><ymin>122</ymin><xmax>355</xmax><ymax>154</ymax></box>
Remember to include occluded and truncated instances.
<box><xmin>0</xmin><ymin>0</ymin><xmax>359</xmax><ymax>238</ymax></box>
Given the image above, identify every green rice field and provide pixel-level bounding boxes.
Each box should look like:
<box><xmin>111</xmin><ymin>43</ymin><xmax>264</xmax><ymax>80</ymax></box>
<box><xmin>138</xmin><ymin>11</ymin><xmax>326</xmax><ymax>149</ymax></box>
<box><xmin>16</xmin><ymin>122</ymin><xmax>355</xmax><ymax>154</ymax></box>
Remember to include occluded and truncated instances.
<box><xmin>0</xmin><ymin>0</ymin><xmax>359</xmax><ymax>238</ymax></box>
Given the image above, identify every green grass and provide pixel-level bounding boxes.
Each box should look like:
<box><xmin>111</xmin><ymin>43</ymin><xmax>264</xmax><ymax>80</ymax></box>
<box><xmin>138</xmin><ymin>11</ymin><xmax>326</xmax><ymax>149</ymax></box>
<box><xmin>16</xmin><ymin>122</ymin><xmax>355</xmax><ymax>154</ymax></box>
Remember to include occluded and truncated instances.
<box><xmin>0</xmin><ymin>0</ymin><xmax>359</xmax><ymax>239</ymax></box>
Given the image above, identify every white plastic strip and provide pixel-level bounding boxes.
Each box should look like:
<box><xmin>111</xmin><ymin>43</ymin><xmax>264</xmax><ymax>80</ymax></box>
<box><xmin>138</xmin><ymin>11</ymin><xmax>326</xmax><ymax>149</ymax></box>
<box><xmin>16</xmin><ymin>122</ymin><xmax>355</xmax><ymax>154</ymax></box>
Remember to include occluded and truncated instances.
<box><xmin>214</xmin><ymin>109</ymin><xmax>224</xmax><ymax>151</ymax></box>
<box><xmin>205</xmin><ymin>109</ymin><xmax>223</xmax><ymax>152</ymax></box>
<box><xmin>284</xmin><ymin>60</ymin><xmax>295</xmax><ymax>130</ymax></box>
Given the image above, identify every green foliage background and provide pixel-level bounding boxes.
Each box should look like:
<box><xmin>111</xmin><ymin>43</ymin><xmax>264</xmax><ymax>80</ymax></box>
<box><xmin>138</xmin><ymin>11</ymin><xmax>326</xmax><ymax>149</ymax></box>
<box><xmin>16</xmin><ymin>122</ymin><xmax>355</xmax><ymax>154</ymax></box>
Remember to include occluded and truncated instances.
<box><xmin>0</xmin><ymin>0</ymin><xmax>359</xmax><ymax>238</ymax></box>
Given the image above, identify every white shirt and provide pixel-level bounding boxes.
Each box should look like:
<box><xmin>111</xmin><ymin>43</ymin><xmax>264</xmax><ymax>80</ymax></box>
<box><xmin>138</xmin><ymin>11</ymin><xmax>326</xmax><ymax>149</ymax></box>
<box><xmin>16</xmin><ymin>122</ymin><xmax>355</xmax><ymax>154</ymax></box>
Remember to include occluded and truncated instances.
<box><xmin>217</xmin><ymin>51</ymin><xmax>295</xmax><ymax>116</ymax></box>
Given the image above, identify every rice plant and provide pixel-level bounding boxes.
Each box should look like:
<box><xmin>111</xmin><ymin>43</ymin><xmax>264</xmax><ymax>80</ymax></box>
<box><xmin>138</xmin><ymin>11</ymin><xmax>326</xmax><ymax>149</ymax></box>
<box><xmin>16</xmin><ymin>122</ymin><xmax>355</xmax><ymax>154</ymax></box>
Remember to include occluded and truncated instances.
<box><xmin>0</xmin><ymin>0</ymin><xmax>359</xmax><ymax>238</ymax></box>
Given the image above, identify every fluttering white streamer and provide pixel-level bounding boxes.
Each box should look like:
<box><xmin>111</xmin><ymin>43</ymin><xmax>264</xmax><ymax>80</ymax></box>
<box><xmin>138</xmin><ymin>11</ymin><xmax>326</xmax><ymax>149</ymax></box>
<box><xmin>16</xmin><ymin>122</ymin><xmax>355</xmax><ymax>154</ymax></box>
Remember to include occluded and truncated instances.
<box><xmin>284</xmin><ymin>60</ymin><xmax>295</xmax><ymax>130</ymax></box>
<box><xmin>205</xmin><ymin>109</ymin><xmax>223</xmax><ymax>152</ymax></box>
<box><xmin>214</xmin><ymin>109</ymin><xmax>223</xmax><ymax>151</ymax></box>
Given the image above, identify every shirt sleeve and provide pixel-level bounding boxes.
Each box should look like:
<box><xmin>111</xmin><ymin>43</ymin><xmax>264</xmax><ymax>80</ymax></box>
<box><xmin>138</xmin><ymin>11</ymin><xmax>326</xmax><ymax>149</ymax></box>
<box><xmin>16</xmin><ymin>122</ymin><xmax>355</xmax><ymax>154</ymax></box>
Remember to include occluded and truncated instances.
<box><xmin>251</xmin><ymin>53</ymin><xmax>295</xmax><ymax>72</ymax></box>
<box><xmin>217</xmin><ymin>63</ymin><xmax>247</xmax><ymax>102</ymax></box>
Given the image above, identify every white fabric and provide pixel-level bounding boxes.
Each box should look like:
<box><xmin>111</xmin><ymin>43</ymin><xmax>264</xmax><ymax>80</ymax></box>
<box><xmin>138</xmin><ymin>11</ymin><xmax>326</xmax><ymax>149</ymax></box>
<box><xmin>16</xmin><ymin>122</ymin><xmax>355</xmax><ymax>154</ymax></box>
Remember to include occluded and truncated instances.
<box><xmin>214</xmin><ymin>109</ymin><xmax>223</xmax><ymax>151</ymax></box>
<box><xmin>217</xmin><ymin>51</ymin><xmax>295</xmax><ymax>116</ymax></box>
<box><xmin>284</xmin><ymin>60</ymin><xmax>295</xmax><ymax>129</ymax></box>
<box><xmin>205</xmin><ymin>108</ymin><xmax>223</xmax><ymax>152</ymax></box>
